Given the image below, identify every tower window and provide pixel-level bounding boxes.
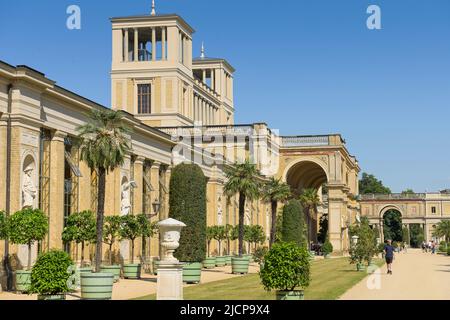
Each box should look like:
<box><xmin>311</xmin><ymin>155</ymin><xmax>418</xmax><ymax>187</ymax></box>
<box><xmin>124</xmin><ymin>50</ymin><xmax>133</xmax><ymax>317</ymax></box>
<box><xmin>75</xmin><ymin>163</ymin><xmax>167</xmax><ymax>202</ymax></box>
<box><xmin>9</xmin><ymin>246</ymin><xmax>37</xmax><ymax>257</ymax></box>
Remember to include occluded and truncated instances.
<box><xmin>431</xmin><ymin>206</ymin><xmax>436</xmax><ymax>214</ymax></box>
<box><xmin>137</xmin><ymin>84</ymin><xmax>151</xmax><ymax>114</ymax></box>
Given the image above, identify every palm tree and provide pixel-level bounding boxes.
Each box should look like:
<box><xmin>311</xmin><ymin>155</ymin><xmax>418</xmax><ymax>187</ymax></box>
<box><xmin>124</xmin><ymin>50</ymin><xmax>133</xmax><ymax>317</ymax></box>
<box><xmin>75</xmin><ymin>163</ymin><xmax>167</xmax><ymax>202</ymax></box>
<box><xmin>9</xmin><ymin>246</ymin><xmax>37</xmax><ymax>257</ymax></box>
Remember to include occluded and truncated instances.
<box><xmin>77</xmin><ymin>109</ymin><xmax>131</xmax><ymax>272</ymax></box>
<box><xmin>299</xmin><ymin>188</ymin><xmax>321</xmax><ymax>246</ymax></box>
<box><xmin>262</xmin><ymin>177</ymin><xmax>291</xmax><ymax>248</ymax></box>
<box><xmin>224</xmin><ymin>160</ymin><xmax>261</xmax><ymax>257</ymax></box>
<box><xmin>434</xmin><ymin>220</ymin><xmax>450</xmax><ymax>242</ymax></box>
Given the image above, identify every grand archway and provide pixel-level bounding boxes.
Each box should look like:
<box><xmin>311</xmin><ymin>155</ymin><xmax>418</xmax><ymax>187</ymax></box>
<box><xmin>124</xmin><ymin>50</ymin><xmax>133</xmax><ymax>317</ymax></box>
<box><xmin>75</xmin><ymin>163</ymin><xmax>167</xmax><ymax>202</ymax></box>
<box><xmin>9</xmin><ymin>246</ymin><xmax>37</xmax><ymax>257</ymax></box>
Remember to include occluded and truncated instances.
<box><xmin>285</xmin><ymin>160</ymin><xmax>328</xmax><ymax>245</ymax></box>
<box><xmin>382</xmin><ymin>209</ymin><xmax>403</xmax><ymax>242</ymax></box>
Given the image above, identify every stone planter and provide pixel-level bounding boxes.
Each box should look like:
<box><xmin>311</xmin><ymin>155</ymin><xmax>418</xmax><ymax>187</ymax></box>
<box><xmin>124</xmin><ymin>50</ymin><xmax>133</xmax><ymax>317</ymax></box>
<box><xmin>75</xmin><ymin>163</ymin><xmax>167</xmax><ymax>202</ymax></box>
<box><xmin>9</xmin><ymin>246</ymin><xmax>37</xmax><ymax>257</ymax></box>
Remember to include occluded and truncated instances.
<box><xmin>231</xmin><ymin>256</ymin><xmax>249</xmax><ymax>274</ymax></box>
<box><xmin>182</xmin><ymin>262</ymin><xmax>202</xmax><ymax>284</ymax></box>
<box><xmin>100</xmin><ymin>265</ymin><xmax>121</xmax><ymax>282</ymax></box>
<box><xmin>15</xmin><ymin>270</ymin><xmax>32</xmax><ymax>293</ymax></box>
<box><xmin>202</xmin><ymin>257</ymin><xmax>216</xmax><ymax>269</ymax></box>
<box><xmin>37</xmin><ymin>294</ymin><xmax>66</xmax><ymax>300</ymax></box>
<box><xmin>80</xmin><ymin>272</ymin><xmax>114</xmax><ymax>300</ymax></box>
<box><xmin>215</xmin><ymin>256</ymin><xmax>226</xmax><ymax>267</ymax></box>
<box><xmin>123</xmin><ymin>263</ymin><xmax>141</xmax><ymax>279</ymax></box>
<box><xmin>276</xmin><ymin>290</ymin><xmax>304</xmax><ymax>300</ymax></box>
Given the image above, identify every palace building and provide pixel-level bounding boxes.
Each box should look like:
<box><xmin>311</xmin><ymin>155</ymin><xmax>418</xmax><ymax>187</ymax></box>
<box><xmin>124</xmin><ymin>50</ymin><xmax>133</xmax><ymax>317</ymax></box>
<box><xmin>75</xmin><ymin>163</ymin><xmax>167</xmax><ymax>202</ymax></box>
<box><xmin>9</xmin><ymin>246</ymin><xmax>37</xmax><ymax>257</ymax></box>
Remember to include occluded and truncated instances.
<box><xmin>0</xmin><ymin>5</ymin><xmax>360</xmax><ymax>282</ymax></box>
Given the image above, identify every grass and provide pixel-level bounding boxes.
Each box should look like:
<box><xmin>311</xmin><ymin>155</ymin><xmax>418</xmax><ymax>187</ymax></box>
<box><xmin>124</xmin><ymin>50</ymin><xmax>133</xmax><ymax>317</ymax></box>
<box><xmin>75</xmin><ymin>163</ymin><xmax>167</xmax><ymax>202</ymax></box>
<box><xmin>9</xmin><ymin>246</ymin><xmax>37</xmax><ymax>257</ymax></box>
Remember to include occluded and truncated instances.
<box><xmin>134</xmin><ymin>257</ymin><xmax>385</xmax><ymax>300</ymax></box>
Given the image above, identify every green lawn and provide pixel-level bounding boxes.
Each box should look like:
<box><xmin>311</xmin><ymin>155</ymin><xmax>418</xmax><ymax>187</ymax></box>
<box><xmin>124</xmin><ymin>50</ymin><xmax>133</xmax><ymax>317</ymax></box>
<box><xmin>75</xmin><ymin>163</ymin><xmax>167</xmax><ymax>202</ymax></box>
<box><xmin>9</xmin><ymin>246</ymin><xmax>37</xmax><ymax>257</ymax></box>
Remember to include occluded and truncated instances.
<box><xmin>134</xmin><ymin>257</ymin><xmax>384</xmax><ymax>300</ymax></box>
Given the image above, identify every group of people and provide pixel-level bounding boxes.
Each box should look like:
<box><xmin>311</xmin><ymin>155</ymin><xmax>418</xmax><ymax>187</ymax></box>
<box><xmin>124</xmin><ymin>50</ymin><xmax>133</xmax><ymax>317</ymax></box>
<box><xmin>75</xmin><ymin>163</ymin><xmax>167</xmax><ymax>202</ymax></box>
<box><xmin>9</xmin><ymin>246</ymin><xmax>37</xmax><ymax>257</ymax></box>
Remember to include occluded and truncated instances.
<box><xmin>421</xmin><ymin>240</ymin><xmax>437</xmax><ymax>254</ymax></box>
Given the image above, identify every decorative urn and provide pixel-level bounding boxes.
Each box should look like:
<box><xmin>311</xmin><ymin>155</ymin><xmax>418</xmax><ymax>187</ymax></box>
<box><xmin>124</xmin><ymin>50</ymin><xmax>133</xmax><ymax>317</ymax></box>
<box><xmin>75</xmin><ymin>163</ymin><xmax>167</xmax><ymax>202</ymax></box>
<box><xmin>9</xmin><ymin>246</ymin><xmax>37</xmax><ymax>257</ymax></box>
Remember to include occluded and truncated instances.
<box><xmin>157</xmin><ymin>218</ymin><xmax>186</xmax><ymax>263</ymax></box>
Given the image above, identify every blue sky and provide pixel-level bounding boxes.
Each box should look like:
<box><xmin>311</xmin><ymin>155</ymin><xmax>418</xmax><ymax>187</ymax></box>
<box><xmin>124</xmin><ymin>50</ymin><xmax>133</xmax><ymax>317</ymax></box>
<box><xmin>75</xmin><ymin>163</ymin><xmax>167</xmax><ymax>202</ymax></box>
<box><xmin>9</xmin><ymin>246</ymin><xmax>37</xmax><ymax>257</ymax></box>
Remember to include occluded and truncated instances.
<box><xmin>1</xmin><ymin>0</ymin><xmax>449</xmax><ymax>192</ymax></box>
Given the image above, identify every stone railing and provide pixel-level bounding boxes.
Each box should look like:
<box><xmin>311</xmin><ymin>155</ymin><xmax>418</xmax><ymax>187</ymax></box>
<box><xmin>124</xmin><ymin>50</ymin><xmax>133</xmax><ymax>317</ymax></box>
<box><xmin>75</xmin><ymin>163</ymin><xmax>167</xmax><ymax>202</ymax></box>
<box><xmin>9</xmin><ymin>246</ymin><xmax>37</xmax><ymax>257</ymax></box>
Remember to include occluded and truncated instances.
<box><xmin>360</xmin><ymin>193</ymin><xmax>427</xmax><ymax>200</ymax></box>
<box><xmin>281</xmin><ymin>135</ymin><xmax>330</xmax><ymax>147</ymax></box>
<box><xmin>158</xmin><ymin>125</ymin><xmax>254</xmax><ymax>137</ymax></box>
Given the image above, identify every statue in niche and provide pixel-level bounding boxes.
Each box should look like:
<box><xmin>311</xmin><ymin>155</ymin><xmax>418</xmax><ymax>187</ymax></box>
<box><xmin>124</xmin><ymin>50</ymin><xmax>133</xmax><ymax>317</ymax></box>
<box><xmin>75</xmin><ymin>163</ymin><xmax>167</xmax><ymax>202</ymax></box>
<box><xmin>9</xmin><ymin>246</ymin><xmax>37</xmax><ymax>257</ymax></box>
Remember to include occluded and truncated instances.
<box><xmin>244</xmin><ymin>204</ymin><xmax>251</xmax><ymax>225</ymax></box>
<box><xmin>217</xmin><ymin>201</ymin><xmax>223</xmax><ymax>226</ymax></box>
<box><xmin>120</xmin><ymin>181</ymin><xmax>132</xmax><ymax>216</ymax></box>
<box><xmin>22</xmin><ymin>164</ymin><xmax>37</xmax><ymax>209</ymax></box>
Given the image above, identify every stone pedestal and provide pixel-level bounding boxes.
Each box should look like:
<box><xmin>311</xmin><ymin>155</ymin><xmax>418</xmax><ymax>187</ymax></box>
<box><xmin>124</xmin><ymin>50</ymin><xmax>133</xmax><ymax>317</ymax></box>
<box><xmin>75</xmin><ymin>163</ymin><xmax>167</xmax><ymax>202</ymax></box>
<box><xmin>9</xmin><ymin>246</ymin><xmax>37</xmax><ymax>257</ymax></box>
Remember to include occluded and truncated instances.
<box><xmin>156</xmin><ymin>262</ymin><xmax>183</xmax><ymax>300</ymax></box>
<box><xmin>120</xmin><ymin>240</ymin><xmax>130</xmax><ymax>263</ymax></box>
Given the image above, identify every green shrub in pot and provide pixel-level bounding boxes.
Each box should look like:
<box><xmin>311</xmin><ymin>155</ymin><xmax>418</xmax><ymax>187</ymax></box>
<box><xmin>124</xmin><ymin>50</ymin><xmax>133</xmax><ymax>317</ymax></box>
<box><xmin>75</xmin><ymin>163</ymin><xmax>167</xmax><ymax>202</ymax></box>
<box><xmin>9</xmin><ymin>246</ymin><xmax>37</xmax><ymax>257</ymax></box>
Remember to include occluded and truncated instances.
<box><xmin>259</xmin><ymin>242</ymin><xmax>310</xmax><ymax>300</ymax></box>
<box><xmin>321</xmin><ymin>240</ymin><xmax>333</xmax><ymax>258</ymax></box>
<box><xmin>169</xmin><ymin>164</ymin><xmax>207</xmax><ymax>284</ymax></box>
<box><xmin>30</xmin><ymin>250</ymin><xmax>74</xmax><ymax>300</ymax></box>
<box><xmin>119</xmin><ymin>214</ymin><xmax>142</xmax><ymax>279</ymax></box>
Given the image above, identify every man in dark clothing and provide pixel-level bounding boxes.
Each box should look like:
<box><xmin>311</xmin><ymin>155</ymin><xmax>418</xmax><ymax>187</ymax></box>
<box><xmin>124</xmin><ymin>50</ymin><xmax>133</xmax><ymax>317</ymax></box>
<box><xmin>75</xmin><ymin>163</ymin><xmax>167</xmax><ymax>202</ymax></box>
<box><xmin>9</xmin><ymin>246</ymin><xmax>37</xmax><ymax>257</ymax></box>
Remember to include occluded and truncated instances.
<box><xmin>384</xmin><ymin>239</ymin><xmax>395</xmax><ymax>275</ymax></box>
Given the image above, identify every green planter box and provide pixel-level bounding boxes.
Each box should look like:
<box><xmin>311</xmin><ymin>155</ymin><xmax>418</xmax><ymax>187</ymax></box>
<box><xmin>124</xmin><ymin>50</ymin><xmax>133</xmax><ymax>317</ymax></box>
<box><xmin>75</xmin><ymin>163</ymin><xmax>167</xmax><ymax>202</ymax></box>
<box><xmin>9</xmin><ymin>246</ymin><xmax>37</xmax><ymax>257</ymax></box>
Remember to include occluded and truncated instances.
<box><xmin>123</xmin><ymin>263</ymin><xmax>141</xmax><ymax>279</ymax></box>
<box><xmin>75</xmin><ymin>267</ymin><xmax>93</xmax><ymax>289</ymax></box>
<box><xmin>80</xmin><ymin>272</ymin><xmax>114</xmax><ymax>300</ymax></box>
<box><xmin>100</xmin><ymin>265</ymin><xmax>121</xmax><ymax>282</ymax></box>
<box><xmin>276</xmin><ymin>290</ymin><xmax>304</xmax><ymax>300</ymax></box>
<box><xmin>15</xmin><ymin>270</ymin><xmax>32</xmax><ymax>293</ymax></box>
<box><xmin>38</xmin><ymin>294</ymin><xmax>66</xmax><ymax>300</ymax></box>
<box><xmin>215</xmin><ymin>256</ymin><xmax>226</xmax><ymax>267</ymax></box>
<box><xmin>225</xmin><ymin>255</ymin><xmax>232</xmax><ymax>265</ymax></box>
<box><xmin>152</xmin><ymin>260</ymin><xmax>159</xmax><ymax>275</ymax></box>
<box><xmin>324</xmin><ymin>254</ymin><xmax>331</xmax><ymax>259</ymax></box>
<box><xmin>356</xmin><ymin>263</ymin><xmax>366</xmax><ymax>272</ymax></box>
<box><xmin>231</xmin><ymin>256</ymin><xmax>249</xmax><ymax>274</ymax></box>
<box><xmin>202</xmin><ymin>257</ymin><xmax>216</xmax><ymax>269</ymax></box>
<box><xmin>182</xmin><ymin>262</ymin><xmax>202</xmax><ymax>284</ymax></box>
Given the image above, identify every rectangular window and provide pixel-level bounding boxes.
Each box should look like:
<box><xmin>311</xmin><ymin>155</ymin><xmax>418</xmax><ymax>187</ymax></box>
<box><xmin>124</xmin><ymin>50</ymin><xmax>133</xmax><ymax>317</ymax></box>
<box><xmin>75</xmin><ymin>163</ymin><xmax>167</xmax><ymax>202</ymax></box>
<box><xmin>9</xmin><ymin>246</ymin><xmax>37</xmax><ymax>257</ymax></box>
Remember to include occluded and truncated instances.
<box><xmin>431</xmin><ymin>206</ymin><xmax>436</xmax><ymax>214</ymax></box>
<box><xmin>137</xmin><ymin>84</ymin><xmax>151</xmax><ymax>114</ymax></box>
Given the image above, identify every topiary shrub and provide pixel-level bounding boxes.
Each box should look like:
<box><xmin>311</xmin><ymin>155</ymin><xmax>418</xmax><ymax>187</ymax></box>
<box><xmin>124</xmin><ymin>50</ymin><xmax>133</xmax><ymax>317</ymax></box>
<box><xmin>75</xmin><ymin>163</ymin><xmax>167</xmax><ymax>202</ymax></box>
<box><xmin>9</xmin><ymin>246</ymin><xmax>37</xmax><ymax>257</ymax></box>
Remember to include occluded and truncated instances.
<box><xmin>61</xmin><ymin>210</ymin><xmax>96</xmax><ymax>267</ymax></box>
<box><xmin>248</xmin><ymin>225</ymin><xmax>266</xmax><ymax>252</ymax></box>
<box><xmin>30</xmin><ymin>250</ymin><xmax>74</xmax><ymax>296</ymax></box>
<box><xmin>253</xmin><ymin>246</ymin><xmax>268</xmax><ymax>265</ymax></box>
<box><xmin>169</xmin><ymin>163</ymin><xmax>207</xmax><ymax>262</ymax></box>
<box><xmin>0</xmin><ymin>210</ymin><xmax>7</xmax><ymax>240</ymax></box>
<box><xmin>8</xmin><ymin>208</ymin><xmax>48</xmax><ymax>270</ymax></box>
<box><xmin>119</xmin><ymin>215</ymin><xmax>141</xmax><ymax>264</ymax></box>
<box><xmin>103</xmin><ymin>215</ymin><xmax>122</xmax><ymax>265</ymax></box>
<box><xmin>281</xmin><ymin>200</ymin><xmax>306</xmax><ymax>248</ymax></box>
<box><xmin>322</xmin><ymin>240</ymin><xmax>333</xmax><ymax>256</ymax></box>
<box><xmin>260</xmin><ymin>242</ymin><xmax>310</xmax><ymax>292</ymax></box>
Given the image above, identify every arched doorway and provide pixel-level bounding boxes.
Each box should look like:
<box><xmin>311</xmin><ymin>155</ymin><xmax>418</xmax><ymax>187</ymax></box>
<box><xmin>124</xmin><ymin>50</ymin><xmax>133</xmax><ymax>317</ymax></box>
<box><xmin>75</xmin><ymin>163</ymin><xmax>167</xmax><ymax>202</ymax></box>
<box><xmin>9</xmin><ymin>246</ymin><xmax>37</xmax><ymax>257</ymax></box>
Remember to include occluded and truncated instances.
<box><xmin>381</xmin><ymin>207</ymin><xmax>403</xmax><ymax>242</ymax></box>
<box><xmin>284</xmin><ymin>160</ymin><xmax>328</xmax><ymax>246</ymax></box>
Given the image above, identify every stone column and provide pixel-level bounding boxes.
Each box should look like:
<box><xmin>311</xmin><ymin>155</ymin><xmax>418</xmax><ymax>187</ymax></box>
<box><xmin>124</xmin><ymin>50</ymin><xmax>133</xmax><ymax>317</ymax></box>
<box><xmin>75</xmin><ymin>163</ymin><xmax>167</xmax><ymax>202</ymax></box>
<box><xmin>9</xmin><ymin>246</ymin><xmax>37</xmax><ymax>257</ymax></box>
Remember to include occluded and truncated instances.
<box><xmin>133</xmin><ymin>156</ymin><xmax>144</xmax><ymax>261</ymax></box>
<box><xmin>150</xmin><ymin>161</ymin><xmax>161</xmax><ymax>258</ymax></box>
<box><xmin>327</xmin><ymin>185</ymin><xmax>346</xmax><ymax>254</ymax></box>
<box><xmin>203</xmin><ymin>70</ymin><xmax>207</xmax><ymax>84</ymax></box>
<box><xmin>211</xmin><ymin>69</ymin><xmax>215</xmax><ymax>91</ymax></box>
<box><xmin>152</xmin><ymin>28</ymin><xmax>157</xmax><ymax>61</ymax></box>
<box><xmin>124</xmin><ymin>29</ymin><xmax>129</xmax><ymax>62</ymax></box>
<box><xmin>134</xmin><ymin>28</ymin><xmax>139</xmax><ymax>62</ymax></box>
<box><xmin>48</xmin><ymin>131</ymin><xmax>66</xmax><ymax>250</ymax></box>
<box><xmin>0</xmin><ymin>119</ymin><xmax>6</xmax><ymax>211</ymax></box>
<box><xmin>162</xmin><ymin>27</ymin><xmax>166</xmax><ymax>60</ymax></box>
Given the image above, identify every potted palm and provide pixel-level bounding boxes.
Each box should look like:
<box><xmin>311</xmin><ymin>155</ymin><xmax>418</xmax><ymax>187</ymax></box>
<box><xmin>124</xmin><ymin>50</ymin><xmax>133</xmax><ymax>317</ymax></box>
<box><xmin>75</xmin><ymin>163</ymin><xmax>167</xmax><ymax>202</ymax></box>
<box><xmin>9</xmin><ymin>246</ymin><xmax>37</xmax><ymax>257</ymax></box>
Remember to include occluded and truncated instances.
<box><xmin>169</xmin><ymin>164</ymin><xmax>207</xmax><ymax>284</ymax></box>
<box><xmin>203</xmin><ymin>226</ymin><xmax>216</xmax><ymax>269</ymax></box>
<box><xmin>77</xmin><ymin>109</ymin><xmax>131</xmax><ymax>300</ymax></box>
<box><xmin>322</xmin><ymin>240</ymin><xmax>333</xmax><ymax>259</ymax></box>
<box><xmin>101</xmin><ymin>215</ymin><xmax>122</xmax><ymax>282</ymax></box>
<box><xmin>30</xmin><ymin>250</ymin><xmax>74</xmax><ymax>300</ymax></box>
<box><xmin>119</xmin><ymin>214</ymin><xmax>142</xmax><ymax>279</ymax></box>
<box><xmin>262</xmin><ymin>177</ymin><xmax>291</xmax><ymax>248</ymax></box>
<box><xmin>224</xmin><ymin>161</ymin><xmax>261</xmax><ymax>275</ymax></box>
<box><xmin>260</xmin><ymin>242</ymin><xmax>310</xmax><ymax>300</ymax></box>
<box><xmin>8</xmin><ymin>208</ymin><xmax>48</xmax><ymax>293</ymax></box>
<box><xmin>213</xmin><ymin>226</ymin><xmax>227</xmax><ymax>267</ymax></box>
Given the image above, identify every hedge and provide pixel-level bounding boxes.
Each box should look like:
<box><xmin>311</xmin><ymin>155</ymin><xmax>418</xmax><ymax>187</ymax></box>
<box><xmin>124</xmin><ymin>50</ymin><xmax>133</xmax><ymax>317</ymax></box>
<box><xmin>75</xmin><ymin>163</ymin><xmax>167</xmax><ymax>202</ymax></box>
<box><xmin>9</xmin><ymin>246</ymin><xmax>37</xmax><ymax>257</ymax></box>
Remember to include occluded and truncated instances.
<box><xmin>169</xmin><ymin>163</ymin><xmax>207</xmax><ymax>262</ymax></box>
<box><xmin>281</xmin><ymin>200</ymin><xmax>306</xmax><ymax>247</ymax></box>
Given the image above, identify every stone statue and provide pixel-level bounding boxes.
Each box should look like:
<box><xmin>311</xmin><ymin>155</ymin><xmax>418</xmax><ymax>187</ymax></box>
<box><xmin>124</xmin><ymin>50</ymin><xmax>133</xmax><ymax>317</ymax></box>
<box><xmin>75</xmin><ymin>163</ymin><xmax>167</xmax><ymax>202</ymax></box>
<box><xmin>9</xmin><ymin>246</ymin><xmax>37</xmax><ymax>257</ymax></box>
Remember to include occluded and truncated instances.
<box><xmin>244</xmin><ymin>204</ymin><xmax>250</xmax><ymax>225</ymax></box>
<box><xmin>217</xmin><ymin>202</ymin><xmax>223</xmax><ymax>226</ymax></box>
<box><xmin>120</xmin><ymin>181</ymin><xmax>132</xmax><ymax>216</ymax></box>
<box><xmin>22</xmin><ymin>164</ymin><xmax>37</xmax><ymax>208</ymax></box>
<box><xmin>355</xmin><ymin>211</ymin><xmax>361</xmax><ymax>224</ymax></box>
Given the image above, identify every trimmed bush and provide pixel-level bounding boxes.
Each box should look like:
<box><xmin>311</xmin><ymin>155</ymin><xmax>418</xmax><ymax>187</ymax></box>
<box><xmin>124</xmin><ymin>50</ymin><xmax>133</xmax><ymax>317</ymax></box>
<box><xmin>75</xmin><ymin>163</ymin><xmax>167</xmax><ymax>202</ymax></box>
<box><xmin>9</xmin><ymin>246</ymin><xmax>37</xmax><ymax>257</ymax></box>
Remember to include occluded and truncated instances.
<box><xmin>0</xmin><ymin>211</ymin><xmax>7</xmax><ymax>240</ymax></box>
<box><xmin>61</xmin><ymin>210</ymin><xmax>96</xmax><ymax>266</ymax></box>
<box><xmin>169</xmin><ymin>163</ymin><xmax>207</xmax><ymax>262</ymax></box>
<box><xmin>260</xmin><ymin>242</ymin><xmax>310</xmax><ymax>292</ymax></box>
<box><xmin>322</xmin><ymin>240</ymin><xmax>333</xmax><ymax>256</ymax></box>
<box><xmin>253</xmin><ymin>246</ymin><xmax>268</xmax><ymax>265</ymax></box>
<box><xmin>119</xmin><ymin>215</ymin><xmax>141</xmax><ymax>264</ymax></box>
<box><xmin>8</xmin><ymin>208</ymin><xmax>48</xmax><ymax>270</ymax></box>
<box><xmin>281</xmin><ymin>200</ymin><xmax>306</xmax><ymax>248</ymax></box>
<box><xmin>103</xmin><ymin>215</ymin><xmax>122</xmax><ymax>265</ymax></box>
<box><xmin>30</xmin><ymin>250</ymin><xmax>74</xmax><ymax>296</ymax></box>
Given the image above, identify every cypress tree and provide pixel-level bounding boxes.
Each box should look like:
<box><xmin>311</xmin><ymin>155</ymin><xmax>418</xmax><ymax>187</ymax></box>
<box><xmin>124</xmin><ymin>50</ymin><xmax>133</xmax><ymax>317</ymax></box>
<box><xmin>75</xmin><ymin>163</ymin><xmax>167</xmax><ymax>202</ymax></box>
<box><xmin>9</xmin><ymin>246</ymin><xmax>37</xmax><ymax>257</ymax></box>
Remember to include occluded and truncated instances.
<box><xmin>281</xmin><ymin>199</ymin><xmax>306</xmax><ymax>247</ymax></box>
<box><xmin>169</xmin><ymin>163</ymin><xmax>207</xmax><ymax>262</ymax></box>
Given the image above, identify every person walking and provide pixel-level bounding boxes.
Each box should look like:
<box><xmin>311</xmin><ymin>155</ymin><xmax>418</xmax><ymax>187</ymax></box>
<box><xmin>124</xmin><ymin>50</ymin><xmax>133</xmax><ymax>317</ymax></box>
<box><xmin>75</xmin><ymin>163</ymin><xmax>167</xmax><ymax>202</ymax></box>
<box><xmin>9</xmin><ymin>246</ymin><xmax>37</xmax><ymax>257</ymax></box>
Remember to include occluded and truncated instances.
<box><xmin>384</xmin><ymin>239</ymin><xmax>395</xmax><ymax>275</ymax></box>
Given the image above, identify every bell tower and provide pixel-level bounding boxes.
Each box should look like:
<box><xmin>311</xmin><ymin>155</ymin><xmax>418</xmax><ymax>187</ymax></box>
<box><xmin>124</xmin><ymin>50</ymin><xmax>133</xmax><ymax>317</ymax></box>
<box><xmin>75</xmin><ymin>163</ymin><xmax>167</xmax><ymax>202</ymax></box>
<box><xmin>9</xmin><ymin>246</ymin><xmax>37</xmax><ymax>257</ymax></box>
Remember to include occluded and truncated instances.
<box><xmin>110</xmin><ymin>8</ymin><xmax>195</xmax><ymax>127</ymax></box>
